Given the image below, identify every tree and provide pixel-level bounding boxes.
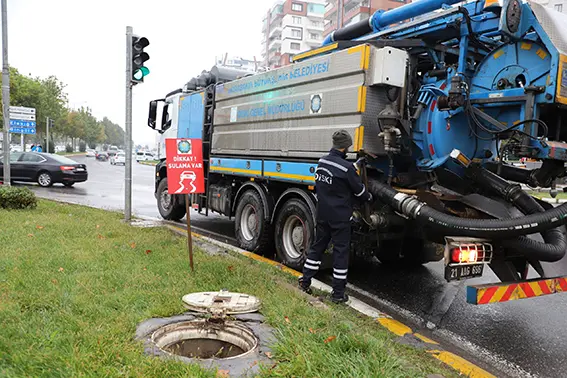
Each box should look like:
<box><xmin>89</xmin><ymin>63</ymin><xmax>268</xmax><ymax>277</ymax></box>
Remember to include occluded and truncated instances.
<box><xmin>1</xmin><ymin>68</ymin><xmax>67</xmax><ymax>144</ymax></box>
<box><xmin>100</xmin><ymin>117</ymin><xmax>125</xmax><ymax>147</ymax></box>
<box><xmin>2</xmin><ymin>66</ymin><xmax>123</xmax><ymax>150</ymax></box>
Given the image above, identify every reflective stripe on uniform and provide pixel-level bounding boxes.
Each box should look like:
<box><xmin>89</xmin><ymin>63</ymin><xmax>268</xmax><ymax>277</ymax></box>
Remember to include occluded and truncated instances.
<box><xmin>319</xmin><ymin>158</ymin><xmax>347</xmax><ymax>172</ymax></box>
<box><xmin>333</xmin><ymin>273</ymin><xmax>347</xmax><ymax>280</ymax></box>
<box><xmin>334</xmin><ymin>268</ymin><xmax>348</xmax><ymax>274</ymax></box>
<box><xmin>306</xmin><ymin>259</ymin><xmax>322</xmax><ymax>265</ymax></box>
<box><xmin>304</xmin><ymin>263</ymin><xmax>319</xmax><ymax>271</ymax></box>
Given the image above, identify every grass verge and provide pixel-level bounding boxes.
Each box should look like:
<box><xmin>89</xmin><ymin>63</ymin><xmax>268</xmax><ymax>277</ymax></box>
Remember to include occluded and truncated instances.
<box><xmin>0</xmin><ymin>200</ymin><xmax>457</xmax><ymax>377</ymax></box>
<box><xmin>527</xmin><ymin>191</ymin><xmax>567</xmax><ymax>200</ymax></box>
<box><xmin>138</xmin><ymin>160</ymin><xmax>159</xmax><ymax>166</ymax></box>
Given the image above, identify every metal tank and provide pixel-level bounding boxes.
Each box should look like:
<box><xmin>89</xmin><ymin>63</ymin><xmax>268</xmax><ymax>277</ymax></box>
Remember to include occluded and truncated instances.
<box><xmin>212</xmin><ymin>45</ymin><xmax>408</xmax><ymax>159</ymax></box>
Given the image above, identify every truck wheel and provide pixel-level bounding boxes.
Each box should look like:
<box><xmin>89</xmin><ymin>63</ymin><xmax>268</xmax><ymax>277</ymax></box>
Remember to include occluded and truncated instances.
<box><xmin>234</xmin><ymin>190</ymin><xmax>271</xmax><ymax>254</ymax></box>
<box><xmin>157</xmin><ymin>178</ymin><xmax>186</xmax><ymax>221</ymax></box>
<box><xmin>274</xmin><ymin>199</ymin><xmax>314</xmax><ymax>270</ymax></box>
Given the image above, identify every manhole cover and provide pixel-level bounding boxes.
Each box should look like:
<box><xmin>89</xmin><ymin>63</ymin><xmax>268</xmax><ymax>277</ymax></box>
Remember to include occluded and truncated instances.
<box><xmin>182</xmin><ymin>290</ymin><xmax>261</xmax><ymax>315</ymax></box>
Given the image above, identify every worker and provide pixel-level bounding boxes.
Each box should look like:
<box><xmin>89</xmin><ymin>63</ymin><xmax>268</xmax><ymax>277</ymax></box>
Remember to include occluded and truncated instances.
<box><xmin>298</xmin><ymin>130</ymin><xmax>372</xmax><ymax>304</ymax></box>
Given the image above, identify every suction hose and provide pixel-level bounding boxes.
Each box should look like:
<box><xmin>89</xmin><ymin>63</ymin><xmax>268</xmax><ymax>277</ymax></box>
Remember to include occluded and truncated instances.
<box><xmin>468</xmin><ymin>167</ymin><xmax>567</xmax><ymax>262</ymax></box>
<box><xmin>368</xmin><ymin>179</ymin><xmax>567</xmax><ymax>261</ymax></box>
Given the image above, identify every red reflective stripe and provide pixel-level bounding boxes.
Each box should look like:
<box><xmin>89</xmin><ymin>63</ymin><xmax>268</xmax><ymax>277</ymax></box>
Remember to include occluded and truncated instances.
<box><xmin>430</xmin><ymin>99</ymin><xmax>437</xmax><ymax>112</ymax></box>
<box><xmin>538</xmin><ymin>280</ymin><xmax>552</xmax><ymax>295</ymax></box>
<box><xmin>500</xmin><ymin>284</ymin><xmax>517</xmax><ymax>302</ymax></box>
<box><xmin>558</xmin><ymin>278</ymin><xmax>567</xmax><ymax>291</ymax></box>
<box><xmin>478</xmin><ymin>286</ymin><xmax>499</xmax><ymax>304</ymax></box>
<box><xmin>440</xmin><ymin>83</ymin><xmax>447</xmax><ymax>90</ymax></box>
<box><xmin>429</xmin><ymin>144</ymin><xmax>435</xmax><ymax>156</ymax></box>
<box><xmin>428</xmin><ymin>121</ymin><xmax>432</xmax><ymax>134</ymax></box>
<box><xmin>520</xmin><ymin>282</ymin><xmax>536</xmax><ymax>297</ymax></box>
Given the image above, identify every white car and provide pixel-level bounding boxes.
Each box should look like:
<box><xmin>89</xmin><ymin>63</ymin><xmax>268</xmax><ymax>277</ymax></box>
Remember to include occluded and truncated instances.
<box><xmin>136</xmin><ymin>151</ymin><xmax>155</xmax><ymax>162</ymax></box>
<box><xmin>110</xmin><ymin>152</ymin><xmax>126</xmax><ymax>165</ymax></box>
<box><xmin>86</xmin><ymin>149</ymin><xmax>96</xmax><ymax>158</ymax></box>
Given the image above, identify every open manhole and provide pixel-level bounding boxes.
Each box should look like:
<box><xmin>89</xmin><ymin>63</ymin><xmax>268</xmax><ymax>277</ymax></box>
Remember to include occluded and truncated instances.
<box><xmin>147</xmin><ymin>291</ymin><xmax>263</xmax><ymax>362</ymax></box>
<box><xmin>152</xmin><ymin>320</ymin><xmax>258</xmax><ymax>359</ymax></box>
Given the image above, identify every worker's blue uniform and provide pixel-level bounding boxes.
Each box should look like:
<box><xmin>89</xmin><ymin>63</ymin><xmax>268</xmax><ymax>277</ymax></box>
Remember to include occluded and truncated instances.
<box><xmin>301</xmin><ymin>148</ymin><xmax>371</xmax><ymax>298</ymax></box>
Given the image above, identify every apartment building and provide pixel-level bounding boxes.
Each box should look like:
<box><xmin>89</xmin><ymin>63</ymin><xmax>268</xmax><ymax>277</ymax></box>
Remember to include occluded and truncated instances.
<box><xmin>323</xmin><ymin>0</ymin><xmax>409</xmax><ymax>39</ymax></box>
<box><xmin>534</xmin><ymin>0</ymin><xmax>566</xmax><ymax>12</ymax></box>
<box><xmin>261</xmin><ymin>0</ymin><xmax>326</xmax><ymax>69</ymax></box>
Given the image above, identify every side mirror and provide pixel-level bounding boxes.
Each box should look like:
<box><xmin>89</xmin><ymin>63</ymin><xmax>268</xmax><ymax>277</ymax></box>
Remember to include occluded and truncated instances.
<box><xmin>148</xmin><ymin>100</ymin><xmax>159</xmax><ymax>129</ymax></box>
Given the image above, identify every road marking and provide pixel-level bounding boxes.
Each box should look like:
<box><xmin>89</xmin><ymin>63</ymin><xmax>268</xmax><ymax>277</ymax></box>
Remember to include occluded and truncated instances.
<box><xmin>166</xmin><ymin>223</ymin><xmax>498</xmax><ymax>378</ymax></box>
<box><xmin>428</xmin><ymin>350</ymin><xmax>496</xmax><ymax>378</ymax></box>
<box><xmin>414</xmin><ymin>333</ymin><xmax>439</xmax><ymax>345</ymax></box>
<box><xmin>377</xmin><ymin>318</ymin><xmax>412</xmax><ymax>336</ymax></box>
<box><xmin>240</xmin><ymin>251</ymin><xmax>302</xmax><ymax>277</ymax></box>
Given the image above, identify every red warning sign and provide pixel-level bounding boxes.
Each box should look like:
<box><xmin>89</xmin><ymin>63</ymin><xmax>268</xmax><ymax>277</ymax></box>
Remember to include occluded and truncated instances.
<box><xmin>165</xmin><ymin>138</ymin><xmax>205</xmax><ymax>195</ymax></box>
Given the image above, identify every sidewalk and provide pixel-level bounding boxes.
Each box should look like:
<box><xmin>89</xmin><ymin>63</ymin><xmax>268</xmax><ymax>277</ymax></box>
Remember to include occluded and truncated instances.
<box><xmin>0</xmin><ymin>200</ymin><xmax>458</xmax><ymax>377</ymax></box>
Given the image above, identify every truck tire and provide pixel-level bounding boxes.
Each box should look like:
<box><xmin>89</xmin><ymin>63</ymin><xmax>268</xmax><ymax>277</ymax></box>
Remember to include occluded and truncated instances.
<box><xmin>156</xmin><ymin>178</ymin><xmax>186</xmax><ymax>221</ymax></box>
<box><xmin>234</xmin><ymin>190</ymin><xmax>272</xmax><ymax>254</ymax></box>
<box><xmin>274</xmin><ymin>199</ymin><xmax>314</xmax><ymax>270</ymax></box>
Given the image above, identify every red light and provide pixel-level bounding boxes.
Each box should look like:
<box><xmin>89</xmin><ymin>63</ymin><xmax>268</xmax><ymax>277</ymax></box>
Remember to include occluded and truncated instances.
<box><xmin>60</xmin><ymin>166</ymin><xmax>75</xmax><ymax>171</ymax></box>
<box><xmin>450</xmin><ymin>245</ymin><xmax>484</xmax><ymax>263</ymax></box>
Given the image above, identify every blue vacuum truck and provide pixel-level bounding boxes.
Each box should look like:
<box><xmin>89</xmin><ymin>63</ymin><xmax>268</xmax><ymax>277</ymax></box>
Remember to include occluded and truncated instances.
<box><xmin>148</xmin><ymin>0</ymin><xmax>567</xmax><ymax>304</ymax></box>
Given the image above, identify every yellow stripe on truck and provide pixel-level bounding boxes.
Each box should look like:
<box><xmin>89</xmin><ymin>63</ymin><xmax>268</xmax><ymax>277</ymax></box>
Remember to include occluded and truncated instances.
<box><xmin>557</xmin><ymin>55</ymin><xmax>567</xmax><ymax>105</ymax></box>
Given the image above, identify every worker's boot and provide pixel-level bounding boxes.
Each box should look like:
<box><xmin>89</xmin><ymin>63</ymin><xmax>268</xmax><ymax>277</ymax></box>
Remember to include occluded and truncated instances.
<box><xmin>298</xmin><ymin>276</ymin><xmax>312</xmax><ymax>295</ymax></box>
<box><xmin>330</xmin><ymin>292</ymin><xmax>349</xmax><ymax>304</ymax></box>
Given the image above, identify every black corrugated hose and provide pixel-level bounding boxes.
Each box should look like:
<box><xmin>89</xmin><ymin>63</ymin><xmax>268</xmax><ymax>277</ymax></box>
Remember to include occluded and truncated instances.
<box><xmin>368</xmin><ymin>178</ymin><xmax>567</xmax><ymax>262</ymax></box>
<box><xmin>467</xmin><ymin>167</ymin><xmax>566</xmax><ymax>262</ymax></box>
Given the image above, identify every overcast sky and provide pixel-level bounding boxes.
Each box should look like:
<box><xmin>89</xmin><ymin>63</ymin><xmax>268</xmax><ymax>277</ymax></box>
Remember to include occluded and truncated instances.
<box><xmin>4</xmin><ymin>0</ymin><xmax>267</xmax><ymax>146</ymax></box>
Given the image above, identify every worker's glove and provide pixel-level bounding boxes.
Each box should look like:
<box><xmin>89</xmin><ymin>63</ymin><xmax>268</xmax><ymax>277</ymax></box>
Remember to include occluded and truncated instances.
<box><xmin>367</xmin><ymin>193</ymin><xmax>373</xmax><ymax>202</ymax></box>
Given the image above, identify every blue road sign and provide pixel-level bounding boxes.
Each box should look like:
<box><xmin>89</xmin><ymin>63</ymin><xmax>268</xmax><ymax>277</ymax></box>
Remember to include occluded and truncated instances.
<box><xmin>9</xmin><ymin>127</ymin><xmax>36</xmax><ymax>135</ymax></box>
<box><xmin>10</xmin><ymin>119</ymin><xmax>36</xmax><ymax>127</ymax></box>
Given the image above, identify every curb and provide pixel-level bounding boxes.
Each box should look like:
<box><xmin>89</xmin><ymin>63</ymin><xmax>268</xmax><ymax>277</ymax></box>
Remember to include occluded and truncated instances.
<box><xmin>138</xmin><ymin>161</ymin><xmax>157</xmax><ymax>166</ymax></box>
<box><xmin>166</xmin><ymin>224</ymin><xmax>496</xmax><ymax>378</ymax></box>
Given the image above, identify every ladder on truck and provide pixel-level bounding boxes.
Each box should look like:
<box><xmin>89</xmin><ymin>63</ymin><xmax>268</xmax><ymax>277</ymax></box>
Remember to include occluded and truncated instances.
<box><xmin>194</xmin><ymin>85</ymin><xmax>215</xmax><ymax>216</ymax></box>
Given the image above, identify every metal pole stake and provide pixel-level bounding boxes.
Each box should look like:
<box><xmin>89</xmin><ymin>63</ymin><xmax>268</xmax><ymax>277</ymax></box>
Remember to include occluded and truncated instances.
<box><xmin>124</xmin><ymin>26</ymin><xmax>133</xmax><ymax>221</ymax></box>
<box><xmin>186</xmin><ymin>195</ymin><xmax>194</xmax><ymax>272</ymax></box>
<box><xmin>1</xmin><ymin>0</ymin><xmax>10</xmax><ymax>185</ymax></box>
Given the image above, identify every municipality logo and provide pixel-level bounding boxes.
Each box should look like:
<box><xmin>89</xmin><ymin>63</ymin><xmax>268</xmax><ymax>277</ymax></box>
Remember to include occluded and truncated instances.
<box><xmin>310</xmin><ymin>94</ymin><xmax>322</xmax><ymax>114</ymax></box>
<box><xmin>177</xmin><ymin>140</ymin><xmax>192</xmax><ymax>154</ymax></box>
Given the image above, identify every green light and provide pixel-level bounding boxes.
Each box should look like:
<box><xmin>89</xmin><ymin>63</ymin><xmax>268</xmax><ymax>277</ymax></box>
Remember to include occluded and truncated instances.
<box><xmin>133</xmin><ymin>66</ymin><xmax>150</xmax><ymax>80</ymax></box>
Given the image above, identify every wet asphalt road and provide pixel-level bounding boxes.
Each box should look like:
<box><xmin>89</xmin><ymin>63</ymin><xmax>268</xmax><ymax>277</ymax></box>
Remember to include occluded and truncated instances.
<box><xmin>32</xmin><ymin>155</ymin><xmax>567</xmax><ymax>378</ymax></box>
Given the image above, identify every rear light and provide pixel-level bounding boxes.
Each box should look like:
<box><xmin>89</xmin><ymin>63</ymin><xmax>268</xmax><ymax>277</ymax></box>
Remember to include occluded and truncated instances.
<box><xmin>60</xmin><ymin>166</ymin><xmax>75</xmax><ymax>171</ymax></box>
<box><xmin>445</xmin><ymin>237</ymin><xmax>493</xmax><ymax>265</ymax></box>
<box><xmin>450</xmin><ymin>247</ymin><xmax>484</xmax><ymax>263</ymax></box>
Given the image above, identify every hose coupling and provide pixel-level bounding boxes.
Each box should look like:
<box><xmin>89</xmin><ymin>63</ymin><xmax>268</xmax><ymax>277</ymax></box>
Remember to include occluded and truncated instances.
<box><xmin>393</xmin><ymin>192</ymin><xmax>424</xmax><ymax>219</ymax></box>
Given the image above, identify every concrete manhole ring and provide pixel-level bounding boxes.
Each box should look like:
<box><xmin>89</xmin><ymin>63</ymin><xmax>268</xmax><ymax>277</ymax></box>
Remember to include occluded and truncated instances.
<box><xmin>151</xmin><ymin>320</ymin><xmax>259</xmax><ymax>360</ymax></box>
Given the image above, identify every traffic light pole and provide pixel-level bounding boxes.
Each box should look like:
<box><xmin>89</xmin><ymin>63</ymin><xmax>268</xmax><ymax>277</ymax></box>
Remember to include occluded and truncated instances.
<box><xmin>124</xmin><ymin>26</ymin><xmax>133</xmax><ymax>221</ymax></box>
<box><xmin>1</xmin><ymin>0</ymin><xmax>10</xmax><ymax>186</ymax></box>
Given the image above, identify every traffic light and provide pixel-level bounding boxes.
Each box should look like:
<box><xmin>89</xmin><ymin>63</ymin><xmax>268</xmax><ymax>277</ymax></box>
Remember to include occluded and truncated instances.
<box><xmin>131</xmin><ymin>36</ymin><xmax>150</xmax><ymax>84</ymax></box>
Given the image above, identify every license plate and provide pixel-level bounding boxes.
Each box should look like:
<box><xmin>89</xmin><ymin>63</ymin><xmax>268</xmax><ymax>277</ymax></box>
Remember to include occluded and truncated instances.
<box><xmin>445</xmin><ymin>263</ymin><xmax>484</xmax><ymax>281</ymax></box>
<box><xmin>76</xmin><ymin>167</ymin><xmax>85</xmax><ymax>171</ymax></box>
